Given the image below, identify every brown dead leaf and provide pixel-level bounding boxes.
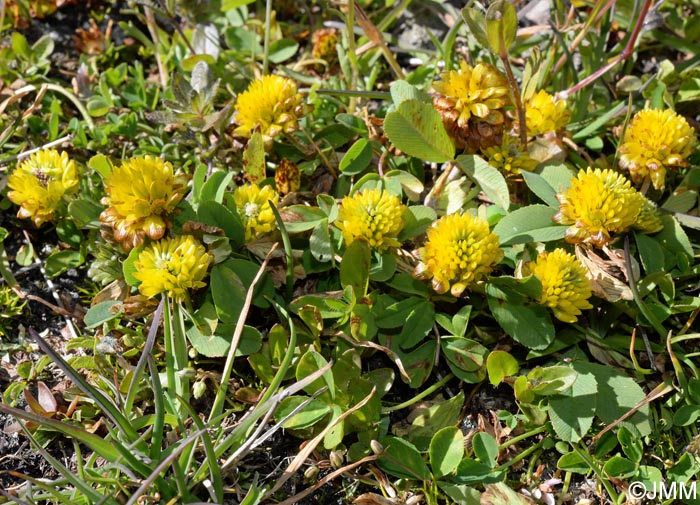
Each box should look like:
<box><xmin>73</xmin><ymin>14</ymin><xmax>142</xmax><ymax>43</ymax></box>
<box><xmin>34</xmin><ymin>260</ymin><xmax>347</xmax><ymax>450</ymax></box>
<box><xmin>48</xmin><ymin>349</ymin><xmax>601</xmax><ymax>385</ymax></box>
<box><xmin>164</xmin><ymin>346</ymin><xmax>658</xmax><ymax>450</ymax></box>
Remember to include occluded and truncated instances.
<box><xmin>575</xmin><ymin>246</ymin><xmax>634</xmax><ymax>301</ymax></box>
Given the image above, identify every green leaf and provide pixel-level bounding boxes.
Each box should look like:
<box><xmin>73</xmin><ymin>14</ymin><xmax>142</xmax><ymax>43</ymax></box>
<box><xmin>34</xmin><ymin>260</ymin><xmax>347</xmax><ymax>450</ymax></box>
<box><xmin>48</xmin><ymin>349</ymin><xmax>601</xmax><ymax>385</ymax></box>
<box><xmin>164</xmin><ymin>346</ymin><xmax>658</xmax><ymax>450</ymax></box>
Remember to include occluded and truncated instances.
<box><xmin>486</xmin><ymin>282</ymin><xmax>555</xmax><ymax>350</ymax></box>
<box><xmin>437</xmin><ymin>483</ymin><xmax>481</xmax><ymax>504</ymax></box>
<box><xmin>603</xmin><ymin>455</ymin><xmax>637</xmax><ymax>479</ymax></box>
<box><xmin>201</xmin><ymin>171</ymin><xmax>234</xmax><ymax>205</ymax></box>
<box><xmin>243</xmin><ymin>131</ymin><xmax>266</xmax><ymax>184</ymax></box>
<box><xmin>492</xmin><ymin>205</ymin><xmax>565</xmax><ymax>245</ymax></box>
<box><xmin>310</xmin><ymin>220</ymin><xmax>333</xmax><ymax>262</ymax></box>
<box><xmin>56</xmin><ymin>220</ymin><xmax>83</xmax><ymax>249</ymax></box>
<box><xmin>528</xmin><ymin>366</ymin><xmax>578</xmax><ymax>395</ymax></box>
<box><xmin>486</xmin><ymin>350</ymin><xmax>519</xmax><ymax>386</ymax></box>
<box><xmin>340</xmin><ymin>240</ymin><xmax>371</xmax><ymax>297</ymax></box>
<box><xmin>461</xmin><ymin>7</ymin><xmax>491</xmax><ymax>50</ymax></box>
<box><xmin>87</xmin><ymin>153</ymin><xmax>113</xmax><ymax>178</ymax></box>
<box><xmin>390</xmin><ymin>80</ymin><xmax>431</xmax><ymax>106</ymax></box>
<box><xmin>187</xmin><ymin>324</ymin><xmax>262</xmax><ymax>358</ymax></box>
<box><xmin>673</xmin><ymin>405</ymin><xmax>700</xmax><ymax>426</ymax></box>
<box><xmin>430</xmin><ymin>426</ymin><xmax>464</xmax><ymax>478</ymax></box>
<box><xmin>442</xmin><ymin>337</ymin><xmax>487</xmax><ymax>374</ymax></box>
<box><xmin>45</xmin><ymin>249</ymin><xmax>84</xmax><ymax>278</ymax></box>
<box><xmin>557</xmin><ymin>451</ymin><xmax>589</xmax><ymax>473</ymax></box>
<box><xmin>198</xmin><ymin>200</ymin><xmax>245</xmax><ymax>246</ymax></box>
<box><xmin>454</xmin><ymin>458</ymin><xmax>500</xmax><ymax>485</ymax></box>
<box><xmin>538</xmin><ymin>163</ymin><xmax>575</xmax><ymax>193</ymax></box>
<box><xmin>267</xmin><ymin>38</ymin><xmax>299</xmax><ymax>63</ymax></box>
<box><xmin>276</xmin><ymin>396</ymin><xmax>331</xmax><ymax>430</ymax></box>
<box><xmin>397</xmin><ymin>300</ymin><xmax>434</xmax><ymax>349</ymax></box>
<box><xmin>399</xmin><ymin>205</ymin><xmax>437</xmax><ymax>240</ymax></box>
<box><xmin>654</xmin><ymin>215</ymin><xmax>693</xmax><ymax>260</ymax></box>
<box><xmin>481</xmin><ymin>482</ymin><xmax>535</xmax><ymax>505</ymax></box>
<box><xmin>472</xmin><ymin>432</ymin><xmax>499</xmax><ymax>468</ymax></box>
<box><xmin>11</xmin><ymin>32</ymin><xmax>31</xmax><ymax>59</ymax></box>
<box><xmin>548</xmin><ymin>367</ymin><xmax>596</xmax><ymax>443</ymax></box>
<box><xmin>521</xmin><ymin>171</ymin><xmax>559</xmax><ymax>207</ymax></box>
<box><xmin>281</xmin><ymin>205</ymin><xmax>327</xmax><ymax>233</ymax></box>
<box><xmin>456</xmin><ymin>155</ymin><xmax>510</xmax><ymax>210</ymax></box>
<box><xmin>87</xmin><ymin>95</ymin><xmax>112</xmax><ymax>117</ymax></box>
<box><xmin>384</xmin><ymin>100</ymin><xmax>455</xmax><ymax>163</ymax></box>
<box><xmin>339</xmin><ymin>138</ymin><xmax>373</xmax><ymax>175</ymax></box>
<box><xmin>296</xmin><ymin>349</ymin><xmax>334</xmax><ymax>399</ymax></box>
<box><xmin>384</xmin><ymin>170</ymin><xmax>424</xmax><ymax>200</ymax></box>
<box><xmin>409</xmin><ymin>391</ymin><xmax>464</xmax><ymax>450</ymax></box>
<box><xmin>84</xmin><ymin>301</ymin><xmax>123</xmax><ymax>329</ymax></box>
<box><xmin>485</xmin><ymin>0</ymin><xmax>517</xmax><ymax>55</ymax></box>
<box><xmin>210</xmin><ymin>261</ymin><xmax>246</xmax><ymax>324</ymax></box>
<box><xmin>572</xmin><ymin>361</ymin><xmax>651</xmax><ymax>436</ymax></box>
<box><xmin>378</xmin><ymin>437</ymin><xmax>431</xmax><ymax>480</ymax></box>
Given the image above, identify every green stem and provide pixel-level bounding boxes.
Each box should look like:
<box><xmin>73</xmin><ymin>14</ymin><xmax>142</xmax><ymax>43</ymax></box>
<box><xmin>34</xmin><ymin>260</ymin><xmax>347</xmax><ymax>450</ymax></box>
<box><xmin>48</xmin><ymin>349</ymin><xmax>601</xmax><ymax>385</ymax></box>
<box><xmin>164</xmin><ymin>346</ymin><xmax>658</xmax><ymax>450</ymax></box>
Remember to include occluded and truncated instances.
<box><xmin>500</xmin><ymin>54</ymin><xmax>527</xmax><ymax>147</ymax></box>
<box><xmin>44</xmin><ymin>83</ymin><xmax>96</xmax><ymax>132</ymax></box>
<box><xmin>346</xmin><ymin>0</ymin><xmax>359</xmax><ymax>113</ymax></box>
<box><xmin>573</xmin><ymin>443</ymin><xmax>618</xmax><ymax>502</ymax></box>
<box><xmin>382</xmin><ymin>373</ymin><xmax>454</xmax><ymax>414</ymax></box>
<box><xmin>262</xmin><ymin>0</ymin><xmax>272</xmax><ymax>75</ymax></box>
<box><xmin>494</xmin><ymin>438</ymin><xmax>544</xmax><ymax>471</ymax></box>
<box><xmin>499</xmin><ymin>424</ymin><xmax>548</xmax><ymax>450</ymax></box>
<box><xmin>164</xmin><ymin>298</ymin><xmax>189</xmax><ymax>413</ymax></box>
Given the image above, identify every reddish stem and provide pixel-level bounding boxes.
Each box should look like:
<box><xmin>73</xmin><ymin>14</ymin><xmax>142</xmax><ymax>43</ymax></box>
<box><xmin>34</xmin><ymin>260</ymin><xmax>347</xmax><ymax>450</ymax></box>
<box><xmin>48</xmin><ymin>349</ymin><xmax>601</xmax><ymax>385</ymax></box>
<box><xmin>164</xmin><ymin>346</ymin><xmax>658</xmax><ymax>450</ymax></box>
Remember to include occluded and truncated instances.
<box><xmin>560</xmin><ymin>0</ymin><xmax>652</xmax><ymax>98</ymax></box>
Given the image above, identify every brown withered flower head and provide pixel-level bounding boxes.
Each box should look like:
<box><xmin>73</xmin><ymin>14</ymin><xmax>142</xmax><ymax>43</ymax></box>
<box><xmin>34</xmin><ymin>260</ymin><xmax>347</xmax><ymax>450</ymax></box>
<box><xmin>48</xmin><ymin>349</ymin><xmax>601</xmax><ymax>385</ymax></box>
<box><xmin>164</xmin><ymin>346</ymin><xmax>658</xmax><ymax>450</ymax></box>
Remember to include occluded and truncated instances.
<box><xmin>432</xmin><ymin>61</ymin><xmax>512</xmax><ymax>152</ymax></box>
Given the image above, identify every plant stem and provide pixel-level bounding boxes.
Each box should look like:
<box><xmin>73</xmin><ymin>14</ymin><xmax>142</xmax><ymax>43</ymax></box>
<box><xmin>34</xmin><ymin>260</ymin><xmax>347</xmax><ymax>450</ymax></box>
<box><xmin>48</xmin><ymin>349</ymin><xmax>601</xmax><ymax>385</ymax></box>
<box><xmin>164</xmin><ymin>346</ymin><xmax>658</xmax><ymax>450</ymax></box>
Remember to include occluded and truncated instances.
<box><xmin>560</xmin><ymin>0</ymin><xmax>652</xmax><ymax>98</ymax></box>
<box><xmin>346</xmin><ymin>0</ymin><xmax>359</xmax><ymax>113</ymax></box>
<box><xmin>494</xmin><ymin>438</ymin><xmax>544</xmax><ymax>471</ymax></box>
<box><xmin>263</xmin><ymin>0</ymin><xmax>272</xmax><ymax>75</ymax></box>
<box><xmin>500</xmin><ymin>54</ymin><xmax>527</xmax><ymax>147</ymax></box>
<box><xmin>499</xmin><ymin>424</ymin><xmax>548</xmax><ymax>450</ymax></box>
<box><xmin>382</xmin><ymin>373</ymin><xmax>454</xmax><ymax>414</ymax></box>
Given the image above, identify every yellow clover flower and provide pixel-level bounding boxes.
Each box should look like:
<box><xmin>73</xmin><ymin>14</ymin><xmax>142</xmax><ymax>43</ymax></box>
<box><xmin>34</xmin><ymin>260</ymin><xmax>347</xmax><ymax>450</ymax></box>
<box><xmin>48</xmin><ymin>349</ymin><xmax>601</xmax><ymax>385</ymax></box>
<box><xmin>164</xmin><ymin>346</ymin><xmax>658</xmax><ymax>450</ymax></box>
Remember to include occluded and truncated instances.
<box><xmin>7</xmin><ymin>149</ymin><xmax>78</xmax><ymax>226</ymax></box>
<box><xmin>531</xmin><ymin>248</ymin><xmax>593</xmax><ymax>323</ymax></box>
<box><xmin>554</xmin><ymin>168</ymin><xmax>643</xmax><ymax>247</ymax></box>
<box><xmin>432</xmin><ymin>61</ymin><xmax>511</xmax><ymax>151</ymax></box>
<box><xmin>336</xmin><ymin>189</ymin><xmax>406</xmax><ymax>252</ymax></box>
<box><xmin>233</xmin><ymin>75</ymin><xmax>304</xmax><ymax>143</ymax></box>
<box><xmin>482</xmin><ymin>136</ymin><xmax>538</xmax><ymax>175</ymax></box>
<box><xmin>618</xmin><ymin>108</ymin><xmax>697</xmax><ymax>190</ymax></box>
<box><xmin>100</xmin><ymin>156</ymin><xmax>187</xmax><ymax>250</ymax></box>
<box><xmin>133</xmin><ymin>235</ymin><xmax>212</xmax><ymax>302</ymax></box>
<box><xmin>233</xmin><ymin>183</ymin><xmax>279</xmax><ymax>242</ymax></box>
<box><xmin>524</xmin><ymin>90</ymin><xmax>571</xmax><ymax>136</ymax></box>
<box><xmin>416</xmin><ymin>212</ymin><xmax>502</xmax><ymax>297</ymax></box>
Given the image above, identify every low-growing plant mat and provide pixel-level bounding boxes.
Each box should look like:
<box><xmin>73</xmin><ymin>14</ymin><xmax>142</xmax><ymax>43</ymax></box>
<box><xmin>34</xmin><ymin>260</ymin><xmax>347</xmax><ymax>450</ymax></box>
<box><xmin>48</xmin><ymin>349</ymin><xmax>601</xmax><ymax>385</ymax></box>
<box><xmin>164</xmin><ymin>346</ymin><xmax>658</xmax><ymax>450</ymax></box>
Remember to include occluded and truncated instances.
<box><xmin>0</xmin><ymin>1</ymin><xmax>700</xmax><ymax>504</ymax></box>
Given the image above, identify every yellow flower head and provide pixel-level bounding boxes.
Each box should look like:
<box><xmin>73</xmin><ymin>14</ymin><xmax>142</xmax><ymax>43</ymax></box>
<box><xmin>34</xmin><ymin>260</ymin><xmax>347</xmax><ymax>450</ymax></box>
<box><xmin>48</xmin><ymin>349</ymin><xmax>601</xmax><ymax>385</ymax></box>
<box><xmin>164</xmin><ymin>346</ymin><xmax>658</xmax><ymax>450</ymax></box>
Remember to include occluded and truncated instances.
<box><xmin>482</xmin><ymin>136</ymin><xmax>538</xmax><ymax>175</ymax></box>
<box><xmin>554</xmin><ymin>168</ymin><xmax>643</xmax><ymax>247</ymax></box>
<box><xmin>100</xmin><ymin>156</ymin><xmax>188</xmax><ymax>250</ymax></box>
<box><xmin>233</xmin><ymin>75</ymin><xmax>304</xmax><ymax>142</ymax></box>
<box><xmin>233</xmin><ymin>183</ymin><xmax>279</xmax><ymax>241</ymax></box>
<box><xmin>531</xmin><ymin>248</ymin><xmax>593</xmax><ymax>323</ymax></box>
<box><xmin>524</xmin><ymin>90</ymin><xmax>571</xmax><ymax>136</ymax></box>
<box><xmin>336</xmin><ymin>189</ymin><xmax>406</xmax><ymax>252</ymax></box>
<box><xmin>633</xmin><ymin>197</ymin><xmax>664</xmax><ymax>234</ymax></box>
<box><xmin>416</xmin><ymin>213</ymin><xmax>502</xmax><ymax>297</ymax></box>
<box><xmin>275</xmin><ymin>159</ymin><xmax>301</xmax><ymax>195</ymax></box>
<box><xmin>433</xmin><ymin>61</ymin><xmax>511</xmax><ymax>128</ymax></box>
<box><xmin>7</xmin><ymin>149</ymin><xmax>78</xmax><ymax>226</ymax></box>
<box><xmin>133</xmin><ymin>235</ymin><xmax>212</xmax><ymax>302</ymax></box>
<box><xmin>618</xmin><ymin>108</ymin><xmax>697</xmax><ymax>190</ymax></box>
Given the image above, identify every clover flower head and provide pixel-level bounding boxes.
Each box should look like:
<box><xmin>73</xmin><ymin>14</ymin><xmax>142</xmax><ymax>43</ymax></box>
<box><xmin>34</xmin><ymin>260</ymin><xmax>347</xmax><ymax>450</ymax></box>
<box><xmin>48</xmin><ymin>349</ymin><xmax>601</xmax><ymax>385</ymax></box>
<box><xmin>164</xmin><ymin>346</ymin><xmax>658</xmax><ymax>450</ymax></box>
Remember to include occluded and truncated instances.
<box><xmin>531</xmin><ymin>248</ymin><xmax>593</xmax><ymax>323</ymax></box>
<box><xmin>133</xmin><ymin>235</ymin><xmax>212</xmax><ymax>302</ymax></box>
<box><xmin>416</xmin><ymin>212</ymin><xmax>502</xmax><ymax>297</ymax></box>
<box><xmin>554</xmin><ymin>168</ymin><xmax>644</xmax><ymax>247</ymax></box>
<box><xmin>233</xmin><ymin>183</ymin><xmax>280</xmax><ymax>241</ymax></box>
<box><xmin>7</xmin><ymin>149</ymin><xmax>78</xmax><ymax>226</ymax></box>
<box><xmin>432</xmin><ymin>61</ymin><xmax>511</xmax><ymax>151</ymax></box>
<box><xmin>233</xmin><ymin>75</ymin><xmax>304</xmax><ymax>143</ymax></box>
<box><xmin>633</xmin><ymin>197</ymin><xmax>664</xmax><ymax>234</ymax></box>
<box><xmin>311</xmin><ymin>28</ymin><xmax>339</xmax><ymax>67</ymax></box>
<box><xmin>618</xmin><ymin>108</ymin><xmax>697</xmax><ymax>190</ymax></box>
<box><xmin>482</xmin><ymin>136</ymin><xmax>538</xmax><ymax>175</ymax></box>
<box><xmin>336</xmin><ymin>189</ymin><xmax>406</xmax><ymax>252</ymax></box>
<box><xmin>525</xmin><ymin>90</ymin><xmax>571</xmax><ymax>136</ymax></box>
<box><xmin>100</xmin><ymin>156</ymin><xmax>187</xmax><ymax>250</ymax></box>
